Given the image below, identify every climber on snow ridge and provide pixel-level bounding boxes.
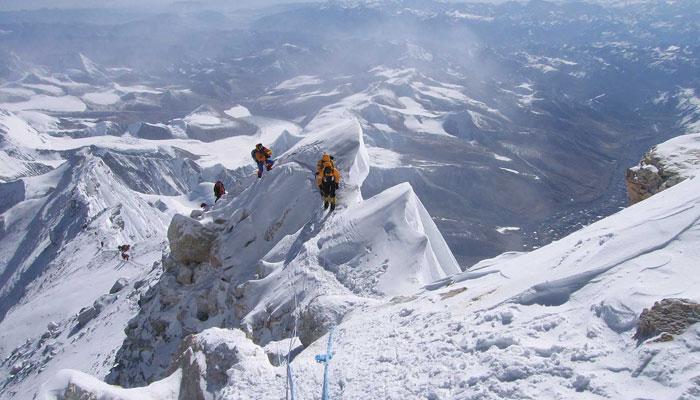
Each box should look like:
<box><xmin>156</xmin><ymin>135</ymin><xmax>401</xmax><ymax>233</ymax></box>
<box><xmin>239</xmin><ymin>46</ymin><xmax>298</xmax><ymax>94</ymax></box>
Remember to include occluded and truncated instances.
<box><xmin>316</xmin><ymin>153</ymin><xmax>341</xmax><ymax>212</ymax></box>
<box><xmin>251</xmin><ymin>143</ymin><xmax>274</xmax><ymax>178</ymax></box>
<box><xmin>213</xmin><ymin>181</ymin><xmax>226</xmax><ymax>203</ymax></box>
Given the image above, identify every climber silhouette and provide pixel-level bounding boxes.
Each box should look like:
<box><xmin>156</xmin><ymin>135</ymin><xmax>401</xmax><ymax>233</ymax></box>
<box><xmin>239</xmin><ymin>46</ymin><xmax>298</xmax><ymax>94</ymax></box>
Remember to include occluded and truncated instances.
<box><xmin>315</xmin><ymin>153</ymin><xmax>341</xmax><ymax>212</ymax></box>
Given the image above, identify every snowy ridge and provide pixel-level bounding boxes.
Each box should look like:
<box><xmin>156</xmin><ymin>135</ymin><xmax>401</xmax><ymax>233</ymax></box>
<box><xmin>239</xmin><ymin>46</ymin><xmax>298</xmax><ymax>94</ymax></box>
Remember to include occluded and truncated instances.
<box><xmin>40</xmin><ymin>144</ymin><xmax>700</xmax><ymax>399</ymax></box>
<box><xmin>102</xmin><ymin>110</ymin><xmax>460</xmax><ymax>391</ymax></box>
<box><xmin>0</xmin><ymin>149</ymin><xmax>167</xmax><ymax>316</ymax></box>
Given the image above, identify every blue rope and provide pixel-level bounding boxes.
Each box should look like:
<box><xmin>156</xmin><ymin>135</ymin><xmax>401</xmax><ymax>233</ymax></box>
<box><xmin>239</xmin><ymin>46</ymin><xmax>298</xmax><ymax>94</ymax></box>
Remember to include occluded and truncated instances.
<box><xmin>287</xmin><ymin>363</ymin><xmax>297</xmax><ymax>400</ymax></box>
<box><xmin>315</xmin><ymin>328</ymin><xmax>335</xmax><ymax>400</ymax></box>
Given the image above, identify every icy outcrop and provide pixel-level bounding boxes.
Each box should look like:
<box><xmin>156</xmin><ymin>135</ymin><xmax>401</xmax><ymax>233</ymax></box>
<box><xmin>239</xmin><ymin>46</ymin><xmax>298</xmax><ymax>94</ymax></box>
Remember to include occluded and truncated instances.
<box><xmin>625</xmin><ymin>133</ymin><xmax>700</xmax><ymax>204</ymax></box>
<box><xmin>75</xmin><ymin>306</ymin><xmax>99</xmax><ymax>328</ymax></box>
<box><xmin>633</xmin><ymin>298</ymin><xmax>700</xmax><ymax>343</ymax></box>
<box><xmin>297</xmin><ymin>295</ymin><xmax>368</xmax><ymax>347</ymax></box>
<box><xmin>107</xmin><ymin>111</ymin><xmax>459</xmax><ymax>388</ymax></box>
<box><xmin>76</xmin><ymin>294</ymin><xmax>117</xmax><ymax>328</ymax></box>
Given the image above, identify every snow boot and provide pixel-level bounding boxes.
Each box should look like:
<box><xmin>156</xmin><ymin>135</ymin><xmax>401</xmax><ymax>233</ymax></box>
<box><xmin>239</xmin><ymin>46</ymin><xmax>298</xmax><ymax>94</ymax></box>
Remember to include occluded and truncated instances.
<box><xmin>324</xmin><ymin>201</ymin><xmax>330</xmax><ymax>210</ymax></box>
<box><xmin>329</xmin><ymin>203</ymin><xmax>336</xmax><ymax>212</ymax></box>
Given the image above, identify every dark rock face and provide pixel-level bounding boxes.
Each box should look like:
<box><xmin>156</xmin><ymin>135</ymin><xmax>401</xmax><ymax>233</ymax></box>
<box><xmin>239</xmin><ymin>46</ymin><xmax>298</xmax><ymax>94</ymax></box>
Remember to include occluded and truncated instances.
<box><xmin>633</xmin><ymin>298</ymin><xmax>700</xmax><ymax>343</ymax></box>
<box><xmin>625</xmin><ymin>150</ymin><xmax>685</xmax><ymax>205</ymax></box>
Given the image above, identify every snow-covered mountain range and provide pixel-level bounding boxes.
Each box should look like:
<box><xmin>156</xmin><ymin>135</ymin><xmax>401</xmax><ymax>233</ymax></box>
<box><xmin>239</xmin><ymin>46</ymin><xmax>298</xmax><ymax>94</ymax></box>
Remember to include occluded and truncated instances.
<box><xmin>2</xmin><ymin>0</ymin><xmax>698</xmax><ymax>264</ymax></box>
<box><xmin>1</xmin><ymin>0</ymin><xmax>699</xmax><ymax>399</ymax></box>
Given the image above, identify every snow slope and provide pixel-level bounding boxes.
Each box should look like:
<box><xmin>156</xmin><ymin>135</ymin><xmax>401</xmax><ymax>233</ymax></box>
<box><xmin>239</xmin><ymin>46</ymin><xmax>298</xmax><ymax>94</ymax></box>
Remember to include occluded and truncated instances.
<box><xmin>42</xmin><ymin>144</ymin><xmax>700</xmax><ymax>399</ymax></box>
<box><xmin>289</xmin><ymin>175</ymin><xmax>700</xmax><ymax>399</ymax></box>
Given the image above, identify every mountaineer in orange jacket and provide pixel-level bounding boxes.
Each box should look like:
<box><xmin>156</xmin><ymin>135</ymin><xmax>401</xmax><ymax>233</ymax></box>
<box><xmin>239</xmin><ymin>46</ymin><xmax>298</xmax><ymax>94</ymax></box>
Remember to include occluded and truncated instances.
<box><xmin>251</xmin><ymin>143</ymin><xmax>274</xmax><ymax>178</ymax></box>
<box><xmin>315</xmin><ymin>153</ymin><xmax>341</xmax><ymax>211</ymax></box>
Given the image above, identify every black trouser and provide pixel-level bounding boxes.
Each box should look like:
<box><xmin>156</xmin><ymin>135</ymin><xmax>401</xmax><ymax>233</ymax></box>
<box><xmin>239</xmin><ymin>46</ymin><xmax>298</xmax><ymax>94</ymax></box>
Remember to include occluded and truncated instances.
<box><xmin>320</xmin><ymin>181</ymin><xmax>337</xmax><ymax>204</ymax></box>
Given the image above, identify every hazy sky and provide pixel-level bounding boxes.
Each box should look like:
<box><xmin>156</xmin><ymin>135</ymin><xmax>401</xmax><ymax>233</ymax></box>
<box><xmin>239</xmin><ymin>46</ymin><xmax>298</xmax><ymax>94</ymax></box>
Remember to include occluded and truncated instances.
<box><xmin>0</xmin><ymin>0</ymin><xmax>321</xmax><ymax>11</ymax></box>
<box><xmin>0</xmin><ymin>0</ymin><xmax>609</xmax><ymax>12</ymax></box>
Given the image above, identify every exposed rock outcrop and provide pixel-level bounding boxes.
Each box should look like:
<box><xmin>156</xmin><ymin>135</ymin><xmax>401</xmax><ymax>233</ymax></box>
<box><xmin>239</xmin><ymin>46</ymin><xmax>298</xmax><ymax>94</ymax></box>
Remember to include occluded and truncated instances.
<box><xmin>633</xmin><ymin>298</ymin><xmax>700</xmax><ymax>343</ymax></box>
<box><xmin>167</xmin><ymin>215</ymin><xmax>217</xmax><ymax>265</ymax></box>
<box><xmin>626</xmin><ymin>133</ymin><xmax>700</xmax><ymax>204</ymax></box>
<box><xmin>625</xmin><ymin>155</ymin><xmax>681</xmax><ymax>204</ymax></box>
<box><xmin>60</xmin><ymin>382</ymin><xmax>100</xmax><ymax>400</ymax></box>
